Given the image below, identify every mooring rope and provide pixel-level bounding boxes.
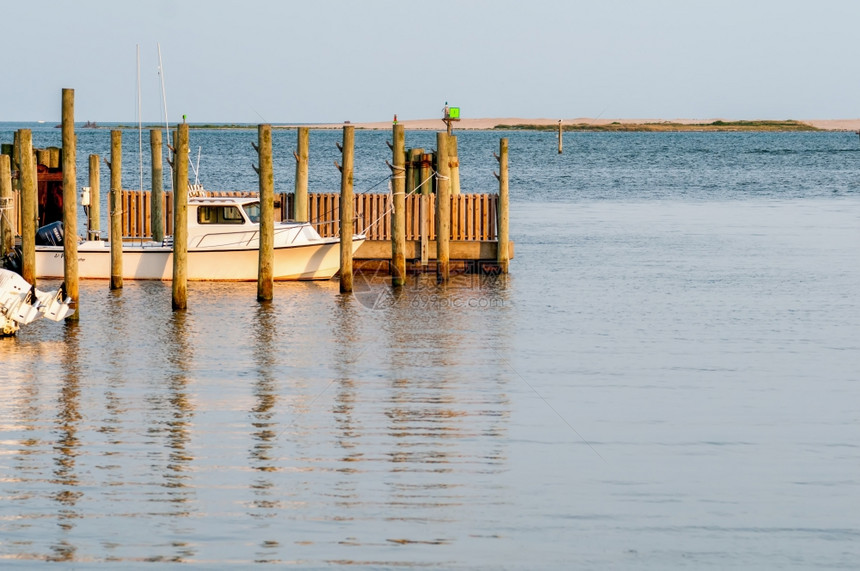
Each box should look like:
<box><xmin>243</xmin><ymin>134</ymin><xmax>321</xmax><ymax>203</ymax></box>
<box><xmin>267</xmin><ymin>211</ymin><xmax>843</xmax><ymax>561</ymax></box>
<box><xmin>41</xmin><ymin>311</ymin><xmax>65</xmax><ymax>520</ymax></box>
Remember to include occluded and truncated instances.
<box><xmin>340</xmin><ymin>170</ymin><xmax>437</xmax><ymax>238</ymax></box>
<box><xmin>0</xmin><ymin>198</ymin><xmax>14</xmax><ymax>234</ymax></box>
<box><xmin>312</xmin><ymin>172</ymin><xmax>401</xmax><ymax>234</ymax></box>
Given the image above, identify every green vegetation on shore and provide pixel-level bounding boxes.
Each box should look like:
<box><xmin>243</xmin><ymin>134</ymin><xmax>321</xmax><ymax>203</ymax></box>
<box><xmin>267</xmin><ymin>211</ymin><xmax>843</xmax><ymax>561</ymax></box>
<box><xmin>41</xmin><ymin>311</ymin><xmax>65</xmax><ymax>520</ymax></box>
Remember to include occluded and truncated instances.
<box><xmin>494</xmin><ymin>120</ymin><xmax>820</xmax><ymax>132</ymax></box>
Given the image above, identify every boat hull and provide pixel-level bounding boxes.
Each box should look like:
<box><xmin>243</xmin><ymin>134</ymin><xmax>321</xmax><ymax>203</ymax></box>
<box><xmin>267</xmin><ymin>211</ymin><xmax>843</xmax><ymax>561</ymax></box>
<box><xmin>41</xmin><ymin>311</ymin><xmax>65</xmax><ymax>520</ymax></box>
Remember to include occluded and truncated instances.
<box><xmin>35</xmin><ymin>238</ymin><xmax>364</xmax><ymax>281</ymax></box>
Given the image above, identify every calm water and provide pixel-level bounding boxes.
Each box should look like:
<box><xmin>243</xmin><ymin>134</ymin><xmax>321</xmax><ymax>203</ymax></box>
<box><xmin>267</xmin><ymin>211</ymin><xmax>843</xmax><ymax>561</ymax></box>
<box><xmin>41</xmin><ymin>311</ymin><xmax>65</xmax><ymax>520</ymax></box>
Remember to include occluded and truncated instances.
<box><xmin>1</xmin><ymin>125</ymin><xmax>859</xmax><ymax>568</ymax></box>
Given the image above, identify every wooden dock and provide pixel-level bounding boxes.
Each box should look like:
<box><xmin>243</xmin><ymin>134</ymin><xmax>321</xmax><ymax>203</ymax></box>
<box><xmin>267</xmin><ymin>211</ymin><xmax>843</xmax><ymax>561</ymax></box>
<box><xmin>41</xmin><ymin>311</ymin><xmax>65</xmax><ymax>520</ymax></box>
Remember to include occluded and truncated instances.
<box><xmin>3</xmin><ymin>117</ymin><xmax>514</xmax><ymax>288</ymax></box>
<box><xmin>2</xmin><ymin>88</ymin><xmax>512</xmax><ymax>313</ymax></box>
<box><xmin>117</xmin><ymin>190</ymin><xmax>513</xmax><ymax>273</ymax></box>
<box><xmin>4</xmin><ymin>186</ymin><xmax>513</xmax><ymax>274</ymax></box>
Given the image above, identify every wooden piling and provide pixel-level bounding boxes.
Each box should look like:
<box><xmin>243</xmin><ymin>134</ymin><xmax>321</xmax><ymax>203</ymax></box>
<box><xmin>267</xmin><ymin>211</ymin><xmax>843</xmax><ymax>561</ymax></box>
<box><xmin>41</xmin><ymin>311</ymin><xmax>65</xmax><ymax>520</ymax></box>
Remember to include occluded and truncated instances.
<box><xmin>391</xmin><ymin>124</ymin><xmax>406</xmax><ymax>286</ymax></box>
<box><xmin>558</xmin><ymin>120</ymin><xmax>563</xmax><ymax>154</ymax></box>
<box><xmin>11</xmin><ymin>134</ymin><xmax>21</xmax><ymax>221</ymax></box>
<box><xmin>150</xmin><ymin>129</ymin><xmax>164</xmax><ymax>241</ymax></box>
<box><xmin>11</xmin><ymin>132</ymin><xmax>20</xmax><ymax>181</ymax></box>
<box><xmin>172</xmin><ymin>123</ymin><xmax>189</xmax><ymax>310</ymax></box>
<box><xmin>293</xmin><ymin>126</ymin><xmax>309</xmax><ymax>222</ymax></box>
<box><xmin>419</xmin><ymin>153</ymin><xmax>433</xmax><ymax>195</ymax></box>
<box><xmin>435</xmin><ymin>132</ymin><xmax>450</xmax><ymax>282</ymax></box>
<box><xmin>449</xmin><ymin>134</ymin><xmax>460</xmax><ymax>195</ymax></box>
<box><xmin>419</xmin><ymin>151</ymin><xmax>431</xmax><ymax>266</ymax></box>
<box><xmin>0</xmin><ymin>155</ymin><xmax>12</xmax><ymax>255</ymax></box>
<box><xmin>17</xmin><ymin>130</ymin><xmax>36</xmax><ymax>284</ymax></box>
<box><xmin>256</xmin><ymin>124</ymin><xmax>274</xmax><ymax>301</ymax></box>
<box><xmin>337</xmin><ymin>125</ymin><xmax>354</xmax><ymax>293</ymax></box>
<box><xmin>48</xmin><ymin>147</ymin><xmax>61</xmax><ymax>169</ymax></box>
<box><xmin>406</xmin><ymin>148</ymin><xmax>427</xmax><ymax>266</ymax></box>
<box><xmin>88</xmin><ymin>155</ymin><xmax>100</xmax><ymax>236</ymax></box>
<box><xmin>61</xmin><ymin>88</ymin><xmax>79</xmax><ymax>319</ymax></box>
<box><xmin>406</xmin><ymin>148</ymin><xmax>421</xmax><ymax>196</ymax></box>
<box><xmin>108</xmin><ymin>130</ymin><xmax>123</xmax><ymax>290</ymax></box>
<box><xmin>495</xmin><ymin>137</ymin><xmax>510</xmax><ymax>272</ymax></box>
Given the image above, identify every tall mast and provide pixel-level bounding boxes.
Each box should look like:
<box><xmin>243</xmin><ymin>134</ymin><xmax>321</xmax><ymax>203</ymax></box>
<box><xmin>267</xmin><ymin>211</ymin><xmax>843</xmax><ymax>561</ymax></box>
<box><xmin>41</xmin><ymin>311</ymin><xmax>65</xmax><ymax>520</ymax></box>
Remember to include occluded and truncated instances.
<box><xmin>157</xmin><ymin>42</ymin><xmax>173</xmax><ymax>193</ymax></box>
<box><xmin>137</xmin><ymin>44</ymin><xmax>143</xmax><ymax>193</ymax></box>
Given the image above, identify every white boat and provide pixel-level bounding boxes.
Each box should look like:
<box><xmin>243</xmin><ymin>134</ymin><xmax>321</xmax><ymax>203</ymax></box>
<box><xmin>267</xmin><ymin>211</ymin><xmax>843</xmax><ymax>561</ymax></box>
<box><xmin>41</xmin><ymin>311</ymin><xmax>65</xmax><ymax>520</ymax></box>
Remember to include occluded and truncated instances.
<box><xmin>34</xmin><ymin>195</ymin><xmax>365</xmax><ymax>281</ymax></box>
<box><xmin>1</xmin><ymin>268</ymin><xmax>72</xmax><ymax>335</ymax></box>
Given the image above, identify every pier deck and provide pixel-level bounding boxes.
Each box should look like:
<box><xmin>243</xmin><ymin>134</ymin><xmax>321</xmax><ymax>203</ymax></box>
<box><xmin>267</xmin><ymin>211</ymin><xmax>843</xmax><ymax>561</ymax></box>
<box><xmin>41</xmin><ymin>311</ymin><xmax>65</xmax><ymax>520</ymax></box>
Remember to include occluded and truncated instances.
<box><xmin>117</xmin><ymin>190</ymin><xmax>512</xmax><ymax>272</ymax></box>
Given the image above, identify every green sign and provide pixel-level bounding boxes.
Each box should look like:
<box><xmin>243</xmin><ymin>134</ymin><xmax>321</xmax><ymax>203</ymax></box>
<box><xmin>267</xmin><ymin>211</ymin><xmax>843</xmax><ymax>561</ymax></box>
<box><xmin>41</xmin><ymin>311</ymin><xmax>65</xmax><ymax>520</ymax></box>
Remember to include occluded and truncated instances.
<box><xmin>449</xmin><ymin>107</ymin><xmax>460</xmax><ymax>119</ymax></box>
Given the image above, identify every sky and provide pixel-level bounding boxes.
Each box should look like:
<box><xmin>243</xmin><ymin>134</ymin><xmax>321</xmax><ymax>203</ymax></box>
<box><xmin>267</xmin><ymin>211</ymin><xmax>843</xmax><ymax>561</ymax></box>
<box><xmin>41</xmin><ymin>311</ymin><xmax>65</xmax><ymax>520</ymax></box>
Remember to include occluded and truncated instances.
<box><xmin>3</xmin><ymin>0</ymin><xmax>860</xmax><ymax>123</ymax></box>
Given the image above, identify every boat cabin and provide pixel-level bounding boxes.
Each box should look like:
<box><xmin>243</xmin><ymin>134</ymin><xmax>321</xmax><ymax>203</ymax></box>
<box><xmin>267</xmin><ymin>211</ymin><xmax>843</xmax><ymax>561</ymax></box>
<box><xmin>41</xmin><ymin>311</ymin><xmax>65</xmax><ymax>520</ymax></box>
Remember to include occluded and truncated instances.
<box><xmin>192</xmin><ymin>198</ymin><xmax>261</xmax><ymax>226</ymax></box>
<box><xmin>185</xmin><ymin>197</ymin><xmax>284</xmax><ymax>249</ymax></box>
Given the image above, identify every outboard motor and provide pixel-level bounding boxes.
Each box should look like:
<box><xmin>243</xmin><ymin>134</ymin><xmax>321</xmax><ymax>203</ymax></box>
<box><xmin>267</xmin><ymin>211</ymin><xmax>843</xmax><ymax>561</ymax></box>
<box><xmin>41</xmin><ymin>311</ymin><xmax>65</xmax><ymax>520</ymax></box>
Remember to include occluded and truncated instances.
<box><xmin>35</xmin><ymin>221</ymin><xmax>64</xmax><ymax>246</ymax></box>
<box><xmin>1</xmin><ymin>248</ymin><xmax>21</xmax><ymax>273</ymax></box>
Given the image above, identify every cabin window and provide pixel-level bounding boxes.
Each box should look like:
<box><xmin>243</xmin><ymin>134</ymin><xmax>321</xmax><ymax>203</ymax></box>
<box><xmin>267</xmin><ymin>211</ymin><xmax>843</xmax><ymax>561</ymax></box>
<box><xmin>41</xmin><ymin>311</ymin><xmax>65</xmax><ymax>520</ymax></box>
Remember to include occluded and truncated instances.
<box><xmin>243</xmin><ymin>202</ymin><xmax>261</xmax><ymax>223</ymax></box>
<box><xmin>198</xmin><ymin>205</ymin><xmax>246</xmax><ymax>224</ymax></box>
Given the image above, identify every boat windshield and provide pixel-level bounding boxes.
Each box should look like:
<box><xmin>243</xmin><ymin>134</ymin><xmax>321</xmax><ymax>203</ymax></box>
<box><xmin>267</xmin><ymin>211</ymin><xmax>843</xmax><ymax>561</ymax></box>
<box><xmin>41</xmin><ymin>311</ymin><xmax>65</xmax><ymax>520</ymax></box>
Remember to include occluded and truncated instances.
<box><xmin>198</xmin><ymin>205</ymin><xmax>246</xmax><ymax>224</ymax></box>
<box><xmin>243</xmin><ymin>202</ymin><xmax>261</xmax><ymax>224</ymax></box>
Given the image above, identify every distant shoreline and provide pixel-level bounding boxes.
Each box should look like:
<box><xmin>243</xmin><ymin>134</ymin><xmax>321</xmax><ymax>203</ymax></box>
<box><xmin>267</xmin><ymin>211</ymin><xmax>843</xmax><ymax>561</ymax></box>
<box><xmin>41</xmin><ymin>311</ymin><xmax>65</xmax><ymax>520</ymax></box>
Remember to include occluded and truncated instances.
<box><xmin>323</xmin><ymin>117</ymin><xmax>860</xmax><ymax>132</ymax></box>
<box><xmin>495</xmin><ymin>120</ymin><xmax>818</xmax><ymax>132</ymax></box>
<box><xmin>100</xmin><ymin>117</ymin><xmax>860</xmax><ymax>132</ymax></box>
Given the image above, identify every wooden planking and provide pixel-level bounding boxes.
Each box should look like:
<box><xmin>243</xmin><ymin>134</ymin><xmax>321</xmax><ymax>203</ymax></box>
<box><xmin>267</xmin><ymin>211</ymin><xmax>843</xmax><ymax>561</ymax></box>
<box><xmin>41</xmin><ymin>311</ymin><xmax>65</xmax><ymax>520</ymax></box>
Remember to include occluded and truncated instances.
<box><xmin>414</xmin><ymin>195</ymin><xmax>423</xmax><ymax>241</ymax></box>
<box><xmin>125</xmin><ymin>191</ymin><xmax>132</xmax><ymax>236</ymax></box>
<box><xmin>353</xmin><ymin>192</ymin><xmax>390</xmax><ymax>240</ymax></box>
<box><xmin>374</xmin><ymin>194</ymin><xmax>382</xmax><ymax>238</ymax></box>
<box><xmin>354</xmin><ymin>194</ymin><xmax>363</xmax><ymax>235</ymax></box>
<box><xmin>131</xmin><ymin>190</ymin><xmax>139</xmax><ymax>237</ymax></box>
<box><xmin>480</xmin><ymin>194</ymin><xmax>488</xmax><ymax>241</ymax></box>
<box><xmin>450</xmin><ymin>193</ymin><xmax>458</xmax><ymax>240</ymax></box>
<box><xmin>326</xmin><ymin>193</ymin><xmax>336</xmax><ymax>237</ymax></box>
<box><xmin>119</xmin><ymin>190</ymin><xmax>500</xmax><ymax>242</ymax></box>
<box><xmin>143</xmin><ymin>191</ymin><xmax>151</xmax><ymax>237</ymax></box>
<box><xmin>317</xmin><ymin>192</ymin><xmax>338</xmax><ymax>237</ymax></box>
<box><xmin>121</xmin><ymin>191</ymin><xmax>129</xmax><ymax>235</ymax></box>
<box><xmin>489</xmin><ymin>194</ymin><xmax>497</xmax><ymax>240</ymax></box>
<box><xmin>165</xmin><ymin>192</ymin><xmax>173</xmax><ymax>237</ymax></box>
<box><xmin>428</xmin><ymin>194</ymin><xmax>436</xmax><ymax>240</ymax></box>
<box><xmin>467</xmin><ymin>194</ymin><xmax>475</xmax><ymax>240</ymax></box>
<box><xmin>13</xmin><ymin>190</ymin><xmax>20</xmax><ymax>234</ymax></box>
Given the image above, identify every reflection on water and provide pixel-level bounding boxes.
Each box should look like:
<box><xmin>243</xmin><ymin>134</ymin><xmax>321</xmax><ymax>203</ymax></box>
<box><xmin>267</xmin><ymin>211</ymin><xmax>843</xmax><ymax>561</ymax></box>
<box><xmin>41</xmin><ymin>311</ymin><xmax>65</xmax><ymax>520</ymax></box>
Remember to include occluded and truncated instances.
<box><xmin>154</xmin><ymin>311</ymin><xmax>196</xmax><ymax>563</ymax></box>
<box><xmin>50</xmin><ymin>322</ymin><xmax>82</xmax><ymax>563</ymax></box>
<box><xmin>250</xmin><ymin>303</ymin><xmax>278</xmax><ymax>474</ymax></box>
<box><xmin>162</xmin><ymin>311</ymin><xmax>195</xmax><ymax>502</ymax></box>
<box><xmin>330</xmin><ymin>295</ymin><xmax>363</xmax><ymax>531</ymax></box>
<box><xmin>1</xmin><ymin>197</ymin><xmax>858</xmax><ymax>568</ymax></box>
<box><xmin>332</xmin><ymin>294</ymin><xmax>362</xmax><ymax>469</ymax></box>
<box><xmin>248</xmin><ymin>301</ymin><xmax>281</xmax><ymax>567</ymax></box>
<box><xmin>0</xmin><ymin>274</ymin><xmax>516</xmax><ymax>565</ymax></box>
<box><xmin>0</xmin><ymin>269</ymin><xmax>520</xmax><ymax>565</ymax></box>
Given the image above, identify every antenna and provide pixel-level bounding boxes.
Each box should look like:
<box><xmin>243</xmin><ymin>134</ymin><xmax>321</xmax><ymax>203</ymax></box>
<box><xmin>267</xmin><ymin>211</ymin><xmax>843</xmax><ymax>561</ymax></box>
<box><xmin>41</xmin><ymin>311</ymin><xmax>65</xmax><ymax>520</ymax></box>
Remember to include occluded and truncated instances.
<box><xmin>137</xmin><ymin>44</ymin><xmax>143</xmax><ymax>193</ymax></box>
<box><xmin>157</xmin><ymin>42</ymin><xmax>173</xmax><ymax>193</ymax></box>
<box><xmin>191</xmin><ymin>146</ymin><xmax>202</xmax><ymax>185</ymax></box>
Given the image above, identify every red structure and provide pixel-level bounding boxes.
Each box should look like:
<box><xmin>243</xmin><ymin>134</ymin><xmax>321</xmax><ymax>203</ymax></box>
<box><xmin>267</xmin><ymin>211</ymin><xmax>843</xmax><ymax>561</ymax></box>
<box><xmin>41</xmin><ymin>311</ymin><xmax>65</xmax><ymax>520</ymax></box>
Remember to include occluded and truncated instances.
<box><xmin>36</xmin><ymin>164</ymin><xmax>63</xmax><ymax>227</ymax></box>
